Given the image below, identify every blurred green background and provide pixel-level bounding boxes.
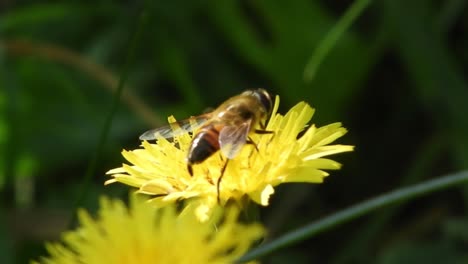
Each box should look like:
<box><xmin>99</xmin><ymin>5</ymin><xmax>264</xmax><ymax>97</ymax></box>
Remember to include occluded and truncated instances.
<box><xmin>1</xmin><ymin>0</ymin><xmax>468</xmax><ymax>263</ymax></box>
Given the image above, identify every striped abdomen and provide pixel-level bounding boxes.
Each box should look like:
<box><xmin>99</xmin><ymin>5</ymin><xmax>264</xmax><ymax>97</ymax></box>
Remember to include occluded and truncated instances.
<box><xmin>186</xmin><ymin>124</ymin><xmax>222</xmax><ymax>175</ymax></box>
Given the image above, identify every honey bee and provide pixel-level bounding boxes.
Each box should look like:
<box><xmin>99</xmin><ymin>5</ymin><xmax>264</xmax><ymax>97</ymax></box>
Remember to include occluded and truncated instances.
<box><xmin>139</xmin><ymin>89</ymin><xmax>274</xmax><ymax>199</ymax></box>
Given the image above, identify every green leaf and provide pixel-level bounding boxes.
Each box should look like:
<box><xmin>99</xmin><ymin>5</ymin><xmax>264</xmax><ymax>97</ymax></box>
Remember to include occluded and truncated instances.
<box><xmin>238</xmin><ymin>170</ymin><xmax>468</xmax><ymax>262</ymax></box>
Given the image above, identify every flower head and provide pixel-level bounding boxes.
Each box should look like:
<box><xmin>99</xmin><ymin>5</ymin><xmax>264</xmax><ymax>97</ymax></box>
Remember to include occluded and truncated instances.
<box><xmin>34</xmin><ymin>195</ymin><xmax>264</xmax><ymax>264</ymax></box>
<box><xmin>106</xmin><ymin>96</ymin><xmax>354</xmax><ymax>221</ymax></box>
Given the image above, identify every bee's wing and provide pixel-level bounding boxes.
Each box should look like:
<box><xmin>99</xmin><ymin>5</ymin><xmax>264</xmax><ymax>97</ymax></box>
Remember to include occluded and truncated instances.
<box><xmin>139</xmin><ymin>115</ymin><xmax>209</xmax><ymax>140</ymax></box>
<box><xmin>218</xmin><ymin>120</ymin><xmax>251</xmax><ymax>159</ymax></box>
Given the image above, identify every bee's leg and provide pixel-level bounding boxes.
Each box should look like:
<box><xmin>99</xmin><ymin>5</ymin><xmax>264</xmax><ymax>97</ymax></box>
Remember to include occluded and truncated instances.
<box><xmin>246</xmin><ymin>137</ymin><xmax>259</xmax><ymax>152</ymax></box>
<box><xmin>245</xmin><ymin>137</ymin><xmax>258</xmax><ymax>167</ymax></box>
<box><xmin>217</xmin><ymin>159</ymin><xmax>229</xmax><ymax>204</ymax></box>
<box><xmin>256</xmin><ymin>120</ymin><xmax>274</xmax><ymax>133</ymax></box>
<box><xmin>255</xmin><ymin>121</ymin><xmax>275</xmax><ymax>146</ymax></box>
<box><xmin>187</xmin><ymin>164</ymin><xmax>194</xmax><ymax>176</ymax></box>
<box><xmin>254</xmin><ymin>129</ymin><xmax>274</xmax><ymax>135</ymax></box>
<box><xmin>254</xmin><ymin>129</ymin><xmax>275</xmax><ymax>147</ymax></box>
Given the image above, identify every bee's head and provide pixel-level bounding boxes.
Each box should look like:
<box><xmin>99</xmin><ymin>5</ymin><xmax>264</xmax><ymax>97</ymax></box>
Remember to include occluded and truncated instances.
<box><xmin>252</xmin><ymin>88</ymin><xmax>273</xmax><ymax>115</ymax></box>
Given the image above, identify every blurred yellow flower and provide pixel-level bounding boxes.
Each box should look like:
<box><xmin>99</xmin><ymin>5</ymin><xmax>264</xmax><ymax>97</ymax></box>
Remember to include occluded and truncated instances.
<box><xmin>106</xmin><ymin>96</ymin><xmax>353</xmax><ymax>221</ymax></box>
<box><xmin>33</xmin><ymin>195</ymin><xmax>264</xmax><ymax>264</ymax></box>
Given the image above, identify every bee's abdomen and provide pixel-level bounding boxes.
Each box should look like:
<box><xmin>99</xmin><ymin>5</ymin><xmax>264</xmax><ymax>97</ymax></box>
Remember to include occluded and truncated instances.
<box><xmin>187</xmin><ymin>126</ymin><xmax>220</xmax><ymax>164</ymax></box>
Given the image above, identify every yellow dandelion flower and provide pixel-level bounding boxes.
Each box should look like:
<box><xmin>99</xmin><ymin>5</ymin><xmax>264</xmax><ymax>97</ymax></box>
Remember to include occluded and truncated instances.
<box><xmin>106</xmin><ymin>96</ymin><xmax>354</xmax><ymax>221</ymax></box>
<box><xmin>33</xmin><ymin>195</ymin><xmax>264</xmax><ymax>264</ymax></box>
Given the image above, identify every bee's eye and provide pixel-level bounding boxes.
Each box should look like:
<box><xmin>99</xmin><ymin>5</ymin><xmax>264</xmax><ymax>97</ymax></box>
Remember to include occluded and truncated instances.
<box><xmin>255</xmin><ymin>89</ymin><xmax>272</xmax><ymax>114</ymax></box>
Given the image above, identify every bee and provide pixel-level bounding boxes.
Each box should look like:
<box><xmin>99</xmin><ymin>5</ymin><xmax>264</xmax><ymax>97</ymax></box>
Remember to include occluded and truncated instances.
<box><xmin>139</xmin><ymin>89</ymin><xmax>274</xmax><ymax>200</ymax></box>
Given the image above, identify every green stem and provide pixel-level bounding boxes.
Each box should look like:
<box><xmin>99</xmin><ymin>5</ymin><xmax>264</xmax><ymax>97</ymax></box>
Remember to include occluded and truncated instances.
<box><xmin>303</xmin><ymin>0</ymin><xmax>373</xmax><ymax>83</ymax></box>
<box><xmin>68</xmin><ymin>8</ymin><xmax>149</xmax><ymax>228</ymax></box>
<box><xmin>238</xmin><ymin>170</ymin><xmax>468</xmax><ymax>262</ymax></box>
